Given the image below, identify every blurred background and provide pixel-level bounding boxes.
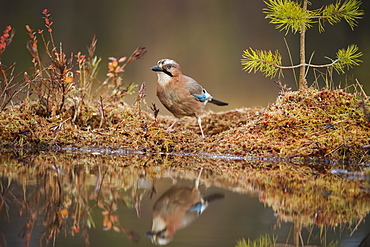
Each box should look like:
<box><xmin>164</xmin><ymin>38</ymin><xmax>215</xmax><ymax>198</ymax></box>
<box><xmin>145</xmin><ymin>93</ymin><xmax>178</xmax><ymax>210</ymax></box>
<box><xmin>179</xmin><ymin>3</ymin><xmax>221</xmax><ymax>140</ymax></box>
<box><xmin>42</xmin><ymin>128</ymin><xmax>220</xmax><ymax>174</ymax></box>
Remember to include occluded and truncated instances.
<box><xmin>1</xmin><ymin>0</ymin><xmax>369</xmax><ymax>115</ymax></box>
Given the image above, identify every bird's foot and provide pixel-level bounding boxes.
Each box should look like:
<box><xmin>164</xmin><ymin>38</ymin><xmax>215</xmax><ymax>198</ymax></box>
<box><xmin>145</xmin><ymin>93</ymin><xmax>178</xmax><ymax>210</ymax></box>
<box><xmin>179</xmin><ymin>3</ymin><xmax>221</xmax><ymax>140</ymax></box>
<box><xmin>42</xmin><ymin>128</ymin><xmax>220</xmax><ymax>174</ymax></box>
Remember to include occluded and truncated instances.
<box><xmin>166</xmin><ymin>120</ymin><xmax>178</xmax><ymax>132</ymax></box>
<box><xmin>166</xmin><ymin>126</ymin><xmax>175</xmax><ymax>132</ymax></box>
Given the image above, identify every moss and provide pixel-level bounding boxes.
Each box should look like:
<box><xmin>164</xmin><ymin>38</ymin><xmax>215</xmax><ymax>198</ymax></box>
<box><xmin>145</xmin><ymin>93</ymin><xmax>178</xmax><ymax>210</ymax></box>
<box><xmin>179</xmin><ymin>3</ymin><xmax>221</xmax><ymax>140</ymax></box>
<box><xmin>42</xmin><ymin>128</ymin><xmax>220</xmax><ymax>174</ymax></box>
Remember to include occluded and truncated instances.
<box><xmin>0</xmin><ymin>86</ymin><xmax>369</xmax><ymax>165</ymax></box>
<box><xmin>218</xmin><ymin>87</ymin><xmax>370</xmax><ymax>162</ymax></box>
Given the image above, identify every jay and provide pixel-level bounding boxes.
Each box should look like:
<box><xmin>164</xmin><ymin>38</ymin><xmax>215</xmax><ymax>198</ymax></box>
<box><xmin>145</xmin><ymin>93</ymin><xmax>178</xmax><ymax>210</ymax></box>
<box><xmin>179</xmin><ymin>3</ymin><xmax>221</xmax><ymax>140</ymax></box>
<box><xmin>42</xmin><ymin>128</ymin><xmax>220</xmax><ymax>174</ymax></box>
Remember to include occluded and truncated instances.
<box><xmin>146</xmin><ymin>169</ymin><xmax>224</xmax><ymax>245</ymax></box>
<box><xmin>151</xmin><ymin>59</ymin><xmax>228</xmax><ymax>138</ymax></box>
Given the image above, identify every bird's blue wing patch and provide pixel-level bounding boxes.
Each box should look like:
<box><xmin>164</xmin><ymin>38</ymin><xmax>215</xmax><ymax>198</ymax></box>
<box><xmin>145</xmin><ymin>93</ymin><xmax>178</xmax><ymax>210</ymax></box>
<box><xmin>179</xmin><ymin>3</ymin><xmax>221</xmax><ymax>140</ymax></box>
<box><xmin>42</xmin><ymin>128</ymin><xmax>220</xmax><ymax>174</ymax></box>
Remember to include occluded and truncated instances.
<box><xmin>192</xmin><ymin>92</ymin><xmax>207</xmax><ymax>102</ymax></box>
<box><xmin>188</xmin><ymin>203</ymin><xmax>202</xmax><ymax>214</ymax></box>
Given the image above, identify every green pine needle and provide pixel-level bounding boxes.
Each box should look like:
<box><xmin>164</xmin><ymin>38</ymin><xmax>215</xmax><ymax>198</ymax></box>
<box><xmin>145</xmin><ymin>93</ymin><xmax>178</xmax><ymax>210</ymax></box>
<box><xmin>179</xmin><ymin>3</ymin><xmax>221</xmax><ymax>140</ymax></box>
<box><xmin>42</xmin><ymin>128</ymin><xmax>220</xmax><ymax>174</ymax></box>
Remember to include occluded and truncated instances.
<box><xmin>319</xmin><ymin>0</ymin><xmax>364</xmax><ymax>32</ymax></box>
<box><xmin>331</xmin><ymin>44</ymin><xmax>363</xmax><ymax>73</ymax></box>
<box><xmin>241</xmin><ymin>48</ymin><xmax>282</xmax><ymax>78</ymax></box>
<box><xmin>264</xmin><ymin>0</ymin><xmax>316</xmax><ymax>34</ymax></box>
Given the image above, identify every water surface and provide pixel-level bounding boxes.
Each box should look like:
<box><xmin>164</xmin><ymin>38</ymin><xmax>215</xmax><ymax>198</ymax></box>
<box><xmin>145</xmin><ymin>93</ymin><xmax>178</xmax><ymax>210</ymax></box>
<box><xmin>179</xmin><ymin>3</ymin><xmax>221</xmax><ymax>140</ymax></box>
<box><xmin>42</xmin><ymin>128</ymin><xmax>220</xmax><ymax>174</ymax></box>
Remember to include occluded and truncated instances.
<box><xmin>0</xmin><ymin>151</ymin><xmax>369</xmax><ymax>247</ymax></box>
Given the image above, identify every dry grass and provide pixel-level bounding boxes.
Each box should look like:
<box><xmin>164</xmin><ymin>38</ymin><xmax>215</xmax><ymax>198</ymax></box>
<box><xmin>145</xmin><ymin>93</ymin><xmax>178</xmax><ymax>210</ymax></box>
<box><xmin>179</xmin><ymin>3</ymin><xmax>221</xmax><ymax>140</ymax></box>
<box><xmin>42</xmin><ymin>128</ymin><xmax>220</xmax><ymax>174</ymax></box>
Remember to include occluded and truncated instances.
<box><xmin>3</xmin><ymin>86</ymin><xmax>369</xmax><ymax>164</ymax></box>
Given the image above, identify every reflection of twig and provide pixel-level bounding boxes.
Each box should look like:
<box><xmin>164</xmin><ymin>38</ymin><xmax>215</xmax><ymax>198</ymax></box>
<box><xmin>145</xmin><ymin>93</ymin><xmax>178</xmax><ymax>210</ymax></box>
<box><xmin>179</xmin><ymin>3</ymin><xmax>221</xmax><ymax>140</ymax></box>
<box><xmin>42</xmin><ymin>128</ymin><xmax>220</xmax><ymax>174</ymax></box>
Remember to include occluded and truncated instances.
<box><xmin>82</xmin><ymin>228</ymin><xmax>90</xmax><ymax>247</ymax></box>
<box><xmin>120</xmin><ymin>225</ymin><xmax>140</xmax><ymax>243</ymax></box>
<box><xmin>149</xmin><ymin>182</ymin><xmax>156</xmax><ymax>199</ymax></box>
<box><xmin>18</xmin><ymin>209</ymin><xmax>37</xmax><ymax>245</ymax></box>
<box><xmin>132</xmin><ymin>182</ymin><xmax>142</xmax><ymax>218</ymax></box>
<box><xmin>350</xmin><ymin>216</ymin><xmax>364</xmax><ymax>236</ymax></box>
<box><xmin>32</xmin><ymin>172</ymin><xmax>63</xmax><ymax>247</ymax></box>
<box><xmin>0</xmin><ymin>182</ymin><xmax>10</xmax><ymax>220</ymax></box>
<box><xmin>94</xmin><ymin>166</ymin><xmax>107</xmax><ymax>206</ymax></box>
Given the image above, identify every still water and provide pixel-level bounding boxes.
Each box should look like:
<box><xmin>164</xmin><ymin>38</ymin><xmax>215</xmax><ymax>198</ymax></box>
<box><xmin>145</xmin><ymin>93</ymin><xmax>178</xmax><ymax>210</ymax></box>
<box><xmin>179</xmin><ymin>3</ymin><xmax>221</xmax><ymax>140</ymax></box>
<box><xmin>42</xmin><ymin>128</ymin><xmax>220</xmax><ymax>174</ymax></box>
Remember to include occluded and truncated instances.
<box><xmin>0</xmin><ymin>151</ymin><xmax>369</xmax><ymax>247</ymax></box>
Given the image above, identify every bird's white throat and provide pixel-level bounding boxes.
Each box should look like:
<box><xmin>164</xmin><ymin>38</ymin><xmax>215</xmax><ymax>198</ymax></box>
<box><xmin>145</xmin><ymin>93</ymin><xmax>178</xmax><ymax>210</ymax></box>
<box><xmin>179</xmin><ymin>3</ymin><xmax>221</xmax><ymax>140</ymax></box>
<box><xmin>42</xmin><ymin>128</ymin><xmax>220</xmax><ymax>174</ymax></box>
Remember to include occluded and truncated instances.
<box><xmin>156</xmin><ymin>73</ymin><xmax>171</xmax><ymax>87</ymax></box>
<box><xmin>152</xmin><ymin>217</ymin><xmax>167</xmax><ymax>231</ymax></box>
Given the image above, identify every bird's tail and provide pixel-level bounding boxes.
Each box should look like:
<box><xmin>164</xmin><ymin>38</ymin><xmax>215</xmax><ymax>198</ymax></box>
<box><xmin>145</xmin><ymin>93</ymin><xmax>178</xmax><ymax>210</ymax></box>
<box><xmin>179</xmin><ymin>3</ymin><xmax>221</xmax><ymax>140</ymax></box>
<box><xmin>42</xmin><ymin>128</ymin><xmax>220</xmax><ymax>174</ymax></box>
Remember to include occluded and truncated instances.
<box><xmin>189</xmin><ymin>193</ymin><xmax>224</xmax><ymax>214</ymax></box>
<box><xmin>209</xmin><ymin>98</ymin><xmax>228</xmax><ymax>106</ymax></box>
<box><xmin>203</xmin><ymin>193</ymin><xmax>225</xmax><ymax>203</ymax></box>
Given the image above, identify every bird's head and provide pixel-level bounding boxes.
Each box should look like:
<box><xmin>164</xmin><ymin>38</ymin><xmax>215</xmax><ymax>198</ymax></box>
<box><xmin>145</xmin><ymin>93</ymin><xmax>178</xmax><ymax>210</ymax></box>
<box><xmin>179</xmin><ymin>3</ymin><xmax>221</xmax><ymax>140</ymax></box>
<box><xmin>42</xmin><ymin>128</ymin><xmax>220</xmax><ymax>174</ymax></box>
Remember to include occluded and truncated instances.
<box><xmin>146</xmin><ymin>228</ymin><xmax>172</xmax><ymax>245</ymax></box>
<box><xmin>151</xmin><ymin>59</ymin><xmax>182</xmax><ymax>78</ymax></box>
<box><xmin>146</xmin><ymin>216</ymin><xmax>173</xmax><ymax>245</ymax></box>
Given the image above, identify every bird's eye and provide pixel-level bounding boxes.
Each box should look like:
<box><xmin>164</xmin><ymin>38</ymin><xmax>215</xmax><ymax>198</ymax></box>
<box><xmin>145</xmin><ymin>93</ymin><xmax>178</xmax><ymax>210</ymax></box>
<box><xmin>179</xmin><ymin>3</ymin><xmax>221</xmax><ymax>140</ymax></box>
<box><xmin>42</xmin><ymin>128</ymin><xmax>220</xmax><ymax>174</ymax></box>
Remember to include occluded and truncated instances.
<box><xmin>166</xmin><ymin>64</ymin><xmax>173</xmax><ymax>70</ymax></box>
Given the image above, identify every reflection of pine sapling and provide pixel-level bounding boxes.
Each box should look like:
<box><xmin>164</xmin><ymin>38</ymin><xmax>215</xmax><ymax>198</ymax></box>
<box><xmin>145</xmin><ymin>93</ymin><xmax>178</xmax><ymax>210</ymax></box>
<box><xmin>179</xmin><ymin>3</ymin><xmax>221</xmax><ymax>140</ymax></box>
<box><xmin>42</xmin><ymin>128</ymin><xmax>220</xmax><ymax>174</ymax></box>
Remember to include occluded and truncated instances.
<box><xmin>241</xmin><ymin>0</ymin><xmax>364</xmax><ymax>89</ymax></box>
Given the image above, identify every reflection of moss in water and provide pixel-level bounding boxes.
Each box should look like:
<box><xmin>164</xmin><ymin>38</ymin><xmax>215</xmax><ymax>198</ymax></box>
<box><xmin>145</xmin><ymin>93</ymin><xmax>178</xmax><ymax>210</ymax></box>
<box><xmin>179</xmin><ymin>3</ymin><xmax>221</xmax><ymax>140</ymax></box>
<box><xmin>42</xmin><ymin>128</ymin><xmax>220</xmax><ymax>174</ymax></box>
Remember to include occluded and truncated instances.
<box><xmin>0</xmin><ymin>153</ymin><xmax>369</xmax><ymax>236</ymax></box>
<box><xmin>242</xmin><ymin>165</ymin><xmax>370</xmax><ymax>228</ymax></box>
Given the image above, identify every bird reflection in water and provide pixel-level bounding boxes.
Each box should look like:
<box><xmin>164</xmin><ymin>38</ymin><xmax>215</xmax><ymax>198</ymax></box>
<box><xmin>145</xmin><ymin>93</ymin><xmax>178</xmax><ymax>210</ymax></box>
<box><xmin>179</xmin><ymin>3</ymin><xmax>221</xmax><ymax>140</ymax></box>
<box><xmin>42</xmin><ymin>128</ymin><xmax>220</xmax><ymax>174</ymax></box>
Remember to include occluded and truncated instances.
<box><xmin>146</xmin><ymin>168</ymin><xmax>224</xmax><ymax>245</ymax></box>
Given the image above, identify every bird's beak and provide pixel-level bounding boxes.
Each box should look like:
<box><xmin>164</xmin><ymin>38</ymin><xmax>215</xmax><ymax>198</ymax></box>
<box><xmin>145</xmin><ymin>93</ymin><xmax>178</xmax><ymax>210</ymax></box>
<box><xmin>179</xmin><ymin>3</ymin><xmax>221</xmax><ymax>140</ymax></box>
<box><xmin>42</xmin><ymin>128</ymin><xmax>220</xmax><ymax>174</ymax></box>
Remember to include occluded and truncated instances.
<box><xmin>151</xmin><ymin>65</ymin><xmax>163</xmax><ymax>72</ymax></box>
<box><xmin>146</xmin><ymin>231</ymin><xmax>155</xmax><ymax>238</ymax></box>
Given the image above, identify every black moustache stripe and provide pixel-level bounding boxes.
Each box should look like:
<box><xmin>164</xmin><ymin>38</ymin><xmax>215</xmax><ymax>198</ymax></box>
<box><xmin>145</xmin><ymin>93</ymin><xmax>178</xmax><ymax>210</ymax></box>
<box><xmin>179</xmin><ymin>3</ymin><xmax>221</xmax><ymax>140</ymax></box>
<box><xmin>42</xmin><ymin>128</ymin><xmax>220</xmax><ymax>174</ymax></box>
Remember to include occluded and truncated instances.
<box><xmin>163</xmin><ymin>69</ymin><xmax>173</xmax><ymax>77</ymax></box>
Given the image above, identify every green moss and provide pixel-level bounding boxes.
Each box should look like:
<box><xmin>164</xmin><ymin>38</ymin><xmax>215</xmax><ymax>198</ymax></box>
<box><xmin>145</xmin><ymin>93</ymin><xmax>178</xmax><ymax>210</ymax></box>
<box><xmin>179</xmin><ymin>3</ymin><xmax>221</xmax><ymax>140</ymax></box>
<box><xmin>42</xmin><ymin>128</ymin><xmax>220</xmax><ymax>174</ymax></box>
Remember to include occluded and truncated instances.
<box><xmin>235</xmin><ymin>235</ymin><xmax>276</xmax><ymax>247</ymax></box>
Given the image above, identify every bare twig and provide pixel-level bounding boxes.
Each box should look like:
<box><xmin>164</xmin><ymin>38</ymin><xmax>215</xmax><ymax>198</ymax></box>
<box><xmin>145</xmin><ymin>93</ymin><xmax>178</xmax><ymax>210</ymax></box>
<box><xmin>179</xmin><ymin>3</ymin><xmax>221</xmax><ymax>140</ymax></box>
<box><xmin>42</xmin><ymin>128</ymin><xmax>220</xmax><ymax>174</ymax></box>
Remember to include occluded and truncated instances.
<box><xmin>98</xmin><ymin>96</ymin><xmax>105</xmax><ymax>128</ymax></box>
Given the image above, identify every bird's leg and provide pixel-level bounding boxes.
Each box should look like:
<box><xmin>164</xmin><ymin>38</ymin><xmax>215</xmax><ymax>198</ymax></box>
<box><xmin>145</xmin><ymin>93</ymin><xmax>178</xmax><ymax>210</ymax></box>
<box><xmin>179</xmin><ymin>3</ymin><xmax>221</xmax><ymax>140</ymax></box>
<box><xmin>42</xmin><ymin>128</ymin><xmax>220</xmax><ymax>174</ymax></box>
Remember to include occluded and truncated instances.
<box><xmin>195</xmin><ymin>167</ymin><xmax>204</xmax><ymax>189</ymax></box>
<box><xmin>167</xmin><ymin>120</ymin><xmax>178</xmax><ymax>132</ymax></box>
<box><xmin>167</xmin><ymin>170</ymin><xmax>177</xmax><ymax>184</ymax></box>
<box><xmin>197</xmin><ymin>117</ymin><xmax>205</xmax><ymax>138</ymax></box>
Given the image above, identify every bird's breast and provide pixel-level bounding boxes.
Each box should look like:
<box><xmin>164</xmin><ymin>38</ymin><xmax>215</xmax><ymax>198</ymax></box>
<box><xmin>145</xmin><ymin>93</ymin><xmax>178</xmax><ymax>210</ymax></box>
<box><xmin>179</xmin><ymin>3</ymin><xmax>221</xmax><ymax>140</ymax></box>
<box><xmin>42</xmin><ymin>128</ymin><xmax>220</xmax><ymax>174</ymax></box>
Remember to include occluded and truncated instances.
<box><xmin>156</xmin><ymin>82</ymin><xmax>204</xmax><ymax>118</ymax></box>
